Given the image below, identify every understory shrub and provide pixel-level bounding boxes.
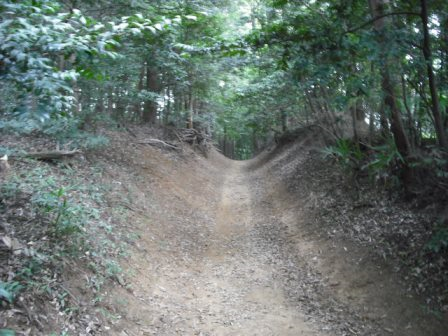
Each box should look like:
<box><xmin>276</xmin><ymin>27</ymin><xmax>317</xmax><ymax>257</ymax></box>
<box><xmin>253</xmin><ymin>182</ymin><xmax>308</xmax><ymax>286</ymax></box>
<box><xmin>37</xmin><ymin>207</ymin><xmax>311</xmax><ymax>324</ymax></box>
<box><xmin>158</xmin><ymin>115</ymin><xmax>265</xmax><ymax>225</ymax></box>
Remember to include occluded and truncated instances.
<box><xmin>0</xmin><ymin>115</ymin><xmax>109</xmax><ymax>150</ymax></box>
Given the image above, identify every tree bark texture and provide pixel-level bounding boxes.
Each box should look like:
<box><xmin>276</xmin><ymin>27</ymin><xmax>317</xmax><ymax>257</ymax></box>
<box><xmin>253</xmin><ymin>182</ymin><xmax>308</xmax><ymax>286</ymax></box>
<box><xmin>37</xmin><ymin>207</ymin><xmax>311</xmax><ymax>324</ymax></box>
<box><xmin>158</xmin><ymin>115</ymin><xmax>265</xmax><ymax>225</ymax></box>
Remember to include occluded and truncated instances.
<box><xmin>368</xmin><ymin>0</ymin><xmax>412</xmax><ymax>159</ymax></box>
<box><xmin>134</xmin><ymin>63</ymin><xmax>146</xmax><ymax>118</ymax></box>
<box><xmin>420</xmin><ymin>0</ymin><xmax>448</xmax><ymax>148</ymax></box>
<box><xmin>143</xmin><ymin>65</ymin><xmax>159</xmax><ymax>124</ymax></box>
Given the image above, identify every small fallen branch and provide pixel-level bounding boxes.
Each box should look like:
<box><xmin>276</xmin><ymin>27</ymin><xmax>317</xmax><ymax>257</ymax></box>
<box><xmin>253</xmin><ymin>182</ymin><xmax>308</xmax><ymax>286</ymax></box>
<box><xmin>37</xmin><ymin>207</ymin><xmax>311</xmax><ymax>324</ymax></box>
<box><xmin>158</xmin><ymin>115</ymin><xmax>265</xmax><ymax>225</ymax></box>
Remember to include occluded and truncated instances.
<box><xmin>16</xmin><ymin>149</ymin><xmax>82</xmax><ymax>161</ymax></box>
<box><xmin>137</xmin><ymin>138</ymin><xmax>179</xmax><ymax>150</ymax></box>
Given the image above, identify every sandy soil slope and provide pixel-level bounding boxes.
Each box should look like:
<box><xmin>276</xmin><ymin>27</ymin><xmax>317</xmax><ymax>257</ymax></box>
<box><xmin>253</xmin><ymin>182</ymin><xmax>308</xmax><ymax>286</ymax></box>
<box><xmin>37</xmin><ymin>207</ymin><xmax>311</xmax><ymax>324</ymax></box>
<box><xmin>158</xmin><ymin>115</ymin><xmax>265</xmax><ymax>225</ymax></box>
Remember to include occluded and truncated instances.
<box><xmin>106</xmin><ymin>143</ymin><xmax>447</xmax><ymax>336</ymax></box>
<box><xmin>3</xmin><ymin>129</ymin><xmax>446</xmax><ymax>335</ymax></box>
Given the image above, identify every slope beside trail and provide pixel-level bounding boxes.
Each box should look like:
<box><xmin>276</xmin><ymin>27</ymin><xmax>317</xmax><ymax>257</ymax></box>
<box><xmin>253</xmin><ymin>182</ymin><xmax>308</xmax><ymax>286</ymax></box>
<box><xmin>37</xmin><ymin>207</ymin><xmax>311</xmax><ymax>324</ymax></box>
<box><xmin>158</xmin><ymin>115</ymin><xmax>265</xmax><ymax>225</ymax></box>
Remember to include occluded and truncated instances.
<box><xmin>102</xmin><ymin>141</ymin><xmax>447</xmax><ymax>336</ymax></box>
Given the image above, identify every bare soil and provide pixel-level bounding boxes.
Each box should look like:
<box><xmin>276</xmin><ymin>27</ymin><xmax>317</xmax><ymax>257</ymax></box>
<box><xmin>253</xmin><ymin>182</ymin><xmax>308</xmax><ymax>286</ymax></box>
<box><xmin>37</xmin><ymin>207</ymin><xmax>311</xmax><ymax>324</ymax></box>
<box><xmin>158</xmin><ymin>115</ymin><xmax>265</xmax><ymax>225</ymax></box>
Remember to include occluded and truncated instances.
<box><xmin>104</xmin><ymin>136</ymin><xmax>447</xmax><ymax>335</ymax></box>
<box><xmin>2</xmin><ymin>128</ymin><xmax>447</xmax><ymax>335</ymax></box>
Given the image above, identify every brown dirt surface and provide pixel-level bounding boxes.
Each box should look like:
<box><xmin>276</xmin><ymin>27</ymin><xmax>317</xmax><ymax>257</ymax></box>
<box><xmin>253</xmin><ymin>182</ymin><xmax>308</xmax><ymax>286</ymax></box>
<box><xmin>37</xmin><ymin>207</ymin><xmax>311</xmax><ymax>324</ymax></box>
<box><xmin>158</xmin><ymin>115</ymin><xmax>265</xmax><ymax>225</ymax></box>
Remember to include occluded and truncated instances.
<box><xmin>1</xmin><ymin>127</ymin><xmax>447</xmax><ymax>335</ymax></box>
<box><xmin>102</xmin><ymin>129</ymin><xmax>447</xmax><ymax>335</ymax></box>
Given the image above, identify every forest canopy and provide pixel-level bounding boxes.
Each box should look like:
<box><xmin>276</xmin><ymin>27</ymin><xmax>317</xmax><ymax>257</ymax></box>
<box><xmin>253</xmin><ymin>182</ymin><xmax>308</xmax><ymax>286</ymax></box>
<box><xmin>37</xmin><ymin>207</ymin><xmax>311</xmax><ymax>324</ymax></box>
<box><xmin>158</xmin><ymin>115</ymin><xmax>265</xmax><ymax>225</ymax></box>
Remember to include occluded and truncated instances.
<box><xmin>0</xmin><ymin>0</ymin><xmax>447</xmax><ymax>181</ymax></box>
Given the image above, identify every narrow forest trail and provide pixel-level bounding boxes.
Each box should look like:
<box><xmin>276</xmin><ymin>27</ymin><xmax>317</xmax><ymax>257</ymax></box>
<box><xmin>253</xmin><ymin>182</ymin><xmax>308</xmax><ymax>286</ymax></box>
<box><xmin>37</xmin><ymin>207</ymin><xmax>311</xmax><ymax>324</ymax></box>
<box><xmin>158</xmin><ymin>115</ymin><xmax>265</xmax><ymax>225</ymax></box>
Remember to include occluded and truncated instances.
<box><xmin>199</xmin><ymin>161</ymin><xmax>322</xmax><ymax>335</ymax></box>
<box><xmin>116</xmin><ymin>159</ymin><xmax>323</xmax><ymax>335</ymax></box>
<box><xmin>110</xmin><ymin>146</ymin><xmax>447</xmax><ymax>336</ymax></box>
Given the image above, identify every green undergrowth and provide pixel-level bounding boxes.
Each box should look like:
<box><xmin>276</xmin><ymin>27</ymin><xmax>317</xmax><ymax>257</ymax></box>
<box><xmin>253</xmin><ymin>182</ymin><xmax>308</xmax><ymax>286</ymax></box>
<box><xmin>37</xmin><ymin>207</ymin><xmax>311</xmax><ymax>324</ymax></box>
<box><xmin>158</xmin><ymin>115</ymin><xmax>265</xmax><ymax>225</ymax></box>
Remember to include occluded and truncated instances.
<box><xmin>0</xmin><ymin>157</ymin><xmax>136</xmax><ymax>333</ymax></box>
<box><xmin>0</xmin><ymin>115</ymin><xmax>110</xmax><ymax>151</ymax></box>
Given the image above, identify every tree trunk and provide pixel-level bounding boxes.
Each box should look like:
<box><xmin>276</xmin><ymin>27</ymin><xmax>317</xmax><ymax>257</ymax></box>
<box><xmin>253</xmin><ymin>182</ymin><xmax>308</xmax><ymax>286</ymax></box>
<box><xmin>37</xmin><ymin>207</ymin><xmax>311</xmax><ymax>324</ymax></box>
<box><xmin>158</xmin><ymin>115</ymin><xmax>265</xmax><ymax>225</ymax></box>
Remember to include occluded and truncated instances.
<box><xmin>173</xmin><ymin>88</ymin><xmax>182</xmax><ymax>127</ymax></box>
<box><xmin>381</xmin><ymin>70</ymin><xmax>412</xmax><ymax>157</ymax></box>
<box><xmin>188</xmin><ymin>90</ymin><xmax>194</xmax><ymax>129</ymax></box>
<box><xmin>143</xmin><ymin>66</ymin><xmax>159</xmax><ymax>124</ymax></box>
<box><xmin>369</xmin><ymin>0</ymin><xmax>413</xmax><ymax>187</ymax></box>
<box><xmin>164</xmin><ymin>86</ymin><xmax>171</xmax><ymax>125</ymax></box>
<box><xmin>351</xmin><ymin>101</ymin><xmax>359</xmax><ymax>143</ymax></box>
<box><xmin>368</xmin><ymin>107</ymin><xmax>375</xmax><ymax>142</ymax></box>
<box><xmin>281</xmin><ymin>109</ymin><xmax>288</xmax><ymax>132</ymax></box>
<box><xmin>378</xmin><ymin>101</ymin><xmax>390</xmax><ymax>138</ymax></box>
<box><xmin>420</xmin><ymin>0</ymin><xmax>448</xmax><ymax>148</ymax></box>
<box><xmin>368</xmin><ymin>0</ymin><xmax>412</xmax><ymax>159</ymax></box>
<box><xmin>441</xmin><ymin>16</ymin><xmax>448</xmax><ymax>131</ymax></box>
<box><xmin>134</xmin><ymin>63</ymin><xmax>145</xmax><ymax>119</ymax></box>
<box><xmin>401</xmin><ymin>75</ymin><xmax>416</xmax><ymax>149</ymax></box>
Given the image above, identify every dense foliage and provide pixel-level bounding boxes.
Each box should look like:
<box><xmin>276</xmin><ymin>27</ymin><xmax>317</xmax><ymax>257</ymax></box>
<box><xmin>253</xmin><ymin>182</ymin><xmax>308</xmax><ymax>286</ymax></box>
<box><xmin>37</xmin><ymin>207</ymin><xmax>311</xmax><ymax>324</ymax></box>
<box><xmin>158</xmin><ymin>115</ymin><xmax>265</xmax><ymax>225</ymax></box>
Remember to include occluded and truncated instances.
<box><xmin>1</xmin><ymin>0</ymin><xmax>447</xmax><ymax>183</ymax></box>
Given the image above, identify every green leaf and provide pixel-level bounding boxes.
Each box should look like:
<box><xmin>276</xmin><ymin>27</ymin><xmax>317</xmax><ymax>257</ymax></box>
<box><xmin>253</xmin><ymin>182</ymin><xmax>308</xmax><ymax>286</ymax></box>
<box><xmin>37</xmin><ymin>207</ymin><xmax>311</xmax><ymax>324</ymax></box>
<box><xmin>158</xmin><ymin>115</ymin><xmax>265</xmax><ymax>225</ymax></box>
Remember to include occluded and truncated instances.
<box><xmin>223</xmin><ymin>49</ymin><xmax>247</xmax><ymax>57</ymax></box>
<box><xmin>273</xmin><ymin>0</ymin><xmax>289</xmax><ymax>7</ymax></box>
<box><xmin>0</xmin><ymin>329</ymin><xmax>16</xmax><ymax>336</ymax></box>
<box><xmin>0</xmin><ymin>281</ymin><xmax>23</xmax><ymax>303</ymax></box>
<box><xmin>0</xmin><ymin>287</ymin><xmax>13</xmax><ymax>303</ymax></box>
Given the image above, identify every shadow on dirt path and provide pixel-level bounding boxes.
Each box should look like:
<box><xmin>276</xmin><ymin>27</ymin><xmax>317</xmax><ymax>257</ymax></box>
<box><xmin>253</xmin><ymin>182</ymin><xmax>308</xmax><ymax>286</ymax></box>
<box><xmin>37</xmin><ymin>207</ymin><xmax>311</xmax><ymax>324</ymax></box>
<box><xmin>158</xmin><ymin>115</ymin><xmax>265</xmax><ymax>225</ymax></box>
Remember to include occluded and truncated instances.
<box><xmin>201</xmin><ymin>161</ymin><xmax>322</xmax><ymax>335</ymax></box>
<box><xmin>112</xmin><ymin>148</ymin><xmax>446</xmax><ymax>336</ymax></box>
<box><xmin>114</xmin><ymin>157</ymin><xmax>324</xmax><ymax>335</ymax></box>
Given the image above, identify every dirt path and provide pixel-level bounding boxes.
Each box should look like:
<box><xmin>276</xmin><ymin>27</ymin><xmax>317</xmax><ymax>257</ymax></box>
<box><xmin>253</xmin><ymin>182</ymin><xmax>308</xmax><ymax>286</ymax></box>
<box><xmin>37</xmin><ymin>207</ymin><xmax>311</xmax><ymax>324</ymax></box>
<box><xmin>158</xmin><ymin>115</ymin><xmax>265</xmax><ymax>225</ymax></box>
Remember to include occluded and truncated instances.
<box><xmin>201</xmin><ymin>162</ymin><xmax>322</xmax><ymax>335</ymax></box>
<box><xmin>116</xmin><ymin>159</ymin><xmax>324</xmax><ymax>335</ymax></box>
<box><xmin>113</xmin><ymin>151</ymin><xmax>447</xmax><ymax>336</ymax></box>
<box><xmin>4</xmin><ymin>131</ymin><xmax>446</xmax><ymax>335</ymax></box>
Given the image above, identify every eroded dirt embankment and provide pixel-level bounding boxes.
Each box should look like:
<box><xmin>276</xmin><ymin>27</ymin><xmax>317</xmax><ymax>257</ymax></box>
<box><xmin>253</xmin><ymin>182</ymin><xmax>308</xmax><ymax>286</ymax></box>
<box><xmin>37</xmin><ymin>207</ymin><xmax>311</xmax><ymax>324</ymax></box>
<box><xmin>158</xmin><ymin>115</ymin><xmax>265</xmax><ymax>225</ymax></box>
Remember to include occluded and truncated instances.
<box><xmin>3</xmin><ymin>127</ymin><xmax>446</xmax><ymax>335</ymax></box>
<box><xmin>105</xmin><ymin>133</ymin><xmax>447</xmax><ymax>336</ymax></box>
<box><xmin>107</xmin><ymin>147</ymin><xmax>323</xmax><ymax>335</ymax></box>
<box><xmin>246</xmin><ymin>140</ymin><xmax>448</xmax><ymax>336</ymax></box>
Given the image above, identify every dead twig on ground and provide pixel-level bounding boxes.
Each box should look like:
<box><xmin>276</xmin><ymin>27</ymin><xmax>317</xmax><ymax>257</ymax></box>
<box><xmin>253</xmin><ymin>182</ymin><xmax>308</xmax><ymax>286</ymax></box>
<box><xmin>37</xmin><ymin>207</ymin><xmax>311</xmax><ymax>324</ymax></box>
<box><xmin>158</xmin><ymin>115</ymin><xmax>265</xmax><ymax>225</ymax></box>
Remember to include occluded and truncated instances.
<box><xmin>137</xmin><ymin>139</ymin><xmax>179</xmax><ymax>150</ymax></box>
<box><xmin>13</xmin><ymin>150</ymin><xmax>82</xmax><ymax>161</ymax></box>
